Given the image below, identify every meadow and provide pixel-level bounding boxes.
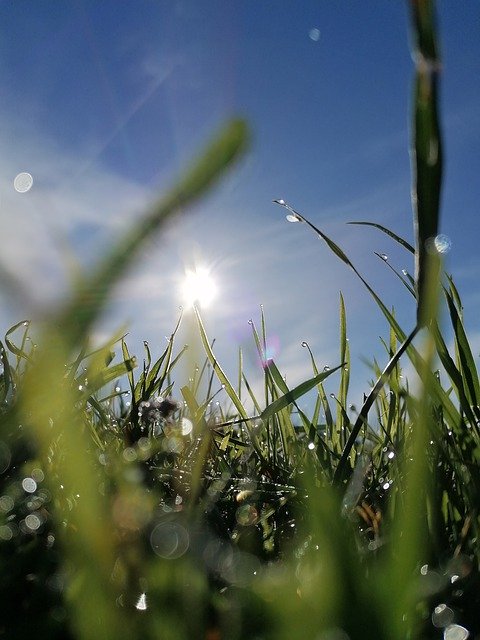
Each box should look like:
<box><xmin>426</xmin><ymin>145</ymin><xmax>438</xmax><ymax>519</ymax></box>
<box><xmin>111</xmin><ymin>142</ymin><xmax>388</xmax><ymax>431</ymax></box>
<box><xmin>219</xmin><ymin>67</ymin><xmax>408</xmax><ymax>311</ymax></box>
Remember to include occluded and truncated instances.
<box><xmin>1</xmin><ymin>2</ymin><xmax>479</xmax><ymax>639</ymax></box>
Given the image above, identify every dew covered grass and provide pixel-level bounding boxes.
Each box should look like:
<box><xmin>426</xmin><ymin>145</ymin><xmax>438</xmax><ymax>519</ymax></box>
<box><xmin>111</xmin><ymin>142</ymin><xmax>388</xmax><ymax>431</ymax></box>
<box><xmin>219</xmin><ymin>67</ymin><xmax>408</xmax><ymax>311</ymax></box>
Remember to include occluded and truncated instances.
<box><xmin>1</xmin><ymin>2</ymin><xmax>479</xmax><ymax>639</ymax></box>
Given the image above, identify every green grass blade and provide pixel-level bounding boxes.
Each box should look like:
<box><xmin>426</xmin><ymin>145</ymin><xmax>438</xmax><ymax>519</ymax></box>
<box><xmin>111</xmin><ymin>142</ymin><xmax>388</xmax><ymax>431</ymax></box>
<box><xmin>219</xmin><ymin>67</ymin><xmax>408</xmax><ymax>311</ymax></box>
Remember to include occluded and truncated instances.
<box><xmin>333</xmin><ymin>326</ymin><xmax>419</xmax><ymax>485</ymax></box>
<box><xmin>348</xmin><ymin>221</ymin><xmax>415</xmax><ymax>253</ymax></box>
<box><xmin>444</xmin><ymin>288</ymin><xmax>480</xmax><ymax>409</ymax></box>
<box><xmin>410</xmin><ymin>0</ymin><xmax>443</xmax><ymax>326</ymax></box>
<box><xmin>260</xmin><ymin>365</ymin><xmax>343</xmax><ymax>423</ymax></box>
<box><xmin>194</xmin><ymin>305</ymin><xmax>265</xmax><ymax>461</ymax></box>
<box><xmin>0</xmin><ymin>340</ymin><xmax>12</xmax><ymax>402</ymax></box>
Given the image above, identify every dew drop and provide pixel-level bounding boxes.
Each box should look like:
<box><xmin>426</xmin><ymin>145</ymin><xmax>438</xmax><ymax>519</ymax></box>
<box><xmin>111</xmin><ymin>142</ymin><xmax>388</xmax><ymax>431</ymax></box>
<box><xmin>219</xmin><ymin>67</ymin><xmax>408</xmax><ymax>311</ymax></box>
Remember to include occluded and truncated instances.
<box><xmin>380</xmin><ymin>254</ymin><xmax>389</xmax><ymax>261</ymax></box>
<box><xmin>309</xmin><ymin>27</ymin><xmax>321</xmax><ymax>41</ymax></box>
<box><xmin>181</xmin><ymin>418</ymin><xmax>193</xmax><ymax>436</ymax></box>
<box><xmin>402</xmin><ymin>269</ymin><xmax>408</xmax><ymax>276</ymax></box>
<box><xmin>443</xmin><ymin>624</ymin><xmax>470</xmax><ymax>640</ymax></box>
<box><xmin>22</xmin><ymin>477</ymin><xmax>37</xmax><ymax>493</ymax></box>
<box><xmin>286</xmin><ymin>214</ymin><xmax>300</xmax><ymax>223</ymax></box>
<box><xmin>14</xmin><ymin>172</ymin><xmax>33</xmax><ymax>193</ymax></box>
<box><xmin>25</xmin><ymin>513</ymin><xmax>42</xmax><ymax>531</ymax></box>
<box><xmin>432</xmin><ymin>604</ymin><xmax>454</xmax><ymax>628</ymax></box>
<box><xmin>150</xmin><ymin>522</ymin><xmax>189</xmax><ymax>559</ymax></box>
<box><xmin>426</xmin><ymin>234</ymin><xmax>452</xmax><ymax>255</ymax></box>
<box><xmin>0</xmin><ymin>495</ymin><xmax>14</xmax><ymax>512</ymax></box>
<box><xmin>135</xmin><ymin>592</ymin><xmax>147</xmax><ymax>611</ymax></box>
<box><xmin>323</xmin><ymin>365</ymin><xmax>330</xmax><ymax>372</ymax></box>
<box><xmin>434</xmin><ymin>234</ymin><xmax>452</xmax><ymax>254</ymax></box>
<box><xmin>0</xmin><ymin>525</ymin><xmax>13</xmax><ymax>541</ymax></box>
<box><xmin>307</xmin><ymin>442</ymin><xmax>315</xmax><ymax>450</ymax></box>
<box><xmin>329</xmin><ymin>393</ymin><xmax>336</xmax><ymax>399</ymax></box>
<box><xmin>301</xmin><ymin>341</ymin><xmax>308</xmax><ymax>348</ymax></box>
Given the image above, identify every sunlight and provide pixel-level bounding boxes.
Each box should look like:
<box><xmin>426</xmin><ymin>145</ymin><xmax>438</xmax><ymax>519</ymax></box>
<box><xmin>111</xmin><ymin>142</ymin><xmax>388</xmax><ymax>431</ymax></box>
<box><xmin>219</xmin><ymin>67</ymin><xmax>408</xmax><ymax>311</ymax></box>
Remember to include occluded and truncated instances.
<box><xmin>180</xmin><ymin>266</ymin><xmax>217</xmax><ymax>309</ymax></box>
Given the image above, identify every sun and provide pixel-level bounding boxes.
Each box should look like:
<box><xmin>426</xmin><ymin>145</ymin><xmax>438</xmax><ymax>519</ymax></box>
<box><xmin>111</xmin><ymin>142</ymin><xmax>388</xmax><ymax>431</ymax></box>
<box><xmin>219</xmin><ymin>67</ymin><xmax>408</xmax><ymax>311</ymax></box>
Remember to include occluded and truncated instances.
<box><xmin>180</xmin><ymin>266</ymin><xmax>217</xmax><ymax>309</ymax></box>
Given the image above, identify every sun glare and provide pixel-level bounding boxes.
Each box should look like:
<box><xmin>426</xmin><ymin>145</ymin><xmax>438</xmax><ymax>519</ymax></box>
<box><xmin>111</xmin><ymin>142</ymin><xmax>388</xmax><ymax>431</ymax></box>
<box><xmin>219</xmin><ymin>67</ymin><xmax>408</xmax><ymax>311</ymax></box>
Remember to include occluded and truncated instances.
<box><xmin>181</xmin><ymin>267</ymin><xmax>217</xmax><ymax>309</ymax></box>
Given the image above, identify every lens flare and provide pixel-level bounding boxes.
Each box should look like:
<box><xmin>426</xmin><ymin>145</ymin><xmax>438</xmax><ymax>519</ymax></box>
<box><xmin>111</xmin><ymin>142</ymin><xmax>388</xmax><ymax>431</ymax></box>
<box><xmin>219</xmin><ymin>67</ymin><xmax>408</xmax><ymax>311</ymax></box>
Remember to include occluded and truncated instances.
<box><xmin>181</xmin><ymin>267</ymin><xmax>217</xmax><ymax>309</ymax></box>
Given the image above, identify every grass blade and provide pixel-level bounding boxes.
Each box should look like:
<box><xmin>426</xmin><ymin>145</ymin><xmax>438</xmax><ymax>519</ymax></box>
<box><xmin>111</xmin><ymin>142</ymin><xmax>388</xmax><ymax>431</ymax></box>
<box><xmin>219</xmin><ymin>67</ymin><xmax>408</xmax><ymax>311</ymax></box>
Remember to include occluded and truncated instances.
<box><xmin>348</xmin><ymin>221</ymin><xmax>415</xmax><ymax>253</ymax></box>
<box><xmin>410</xmin><ymin>0</ymin><xmax>443</xmax><ymax>326</ymax></box>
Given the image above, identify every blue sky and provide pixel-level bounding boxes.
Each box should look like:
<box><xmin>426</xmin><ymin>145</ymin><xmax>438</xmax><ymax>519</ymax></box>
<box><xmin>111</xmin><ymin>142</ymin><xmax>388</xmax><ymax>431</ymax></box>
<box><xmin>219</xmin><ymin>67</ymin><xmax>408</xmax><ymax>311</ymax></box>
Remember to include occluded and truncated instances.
<box><xmin>1</xmin><ymin>1</ymin><xmax>479</xmax><ymax>410</ymax></box>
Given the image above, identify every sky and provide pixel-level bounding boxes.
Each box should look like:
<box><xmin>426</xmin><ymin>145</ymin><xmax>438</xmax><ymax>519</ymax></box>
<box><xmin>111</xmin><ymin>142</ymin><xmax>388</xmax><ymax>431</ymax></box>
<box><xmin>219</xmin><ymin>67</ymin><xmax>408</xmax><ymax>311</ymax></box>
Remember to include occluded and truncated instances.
<box><xmin>1</xmin><ymin>1</ymin><xmax>479</xmax><ymax>412</ymax></box>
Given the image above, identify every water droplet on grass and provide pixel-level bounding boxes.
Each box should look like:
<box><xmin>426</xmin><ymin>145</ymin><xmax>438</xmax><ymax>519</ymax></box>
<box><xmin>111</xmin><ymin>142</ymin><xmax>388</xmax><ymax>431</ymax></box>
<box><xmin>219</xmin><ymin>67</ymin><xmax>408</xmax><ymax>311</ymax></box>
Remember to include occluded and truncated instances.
<box><xmin>286</xmin><ymin>214</ymin><xmax>300</xmax><ymax>223</ymax></box>
<box><xmin>432</xmin><ymin>604</ymin><xmax>454</xmax><ymax>628</ymax></box>
<box><xmin>0</xmin><ymin>525</ymin><xmax>13</xmax><ymax>540</ymax></box>
<box><xmin>380</xmin><ymin>253</ymin><xmax>388</xmax><ymax>261</ymax></box>
<box><xmin>0</xmin><ymin>496</ymin><xmax>14</xmax><ymax>512</ymax></box>
<box><xmin>434</xmin><ymin>234</ymin><xmax>452</xmax><ymax>254</ymax></box>
<box><xmin>443</xmin><ymin>624</ymin><xmax>470</xmax><ymax>640</ymax></box>
<box><xmin>14</xmin><ymin>172</ymin><xmax>33</xmax><ymax>193</ymax></box>
<box><xmin>181</xmin><ymin>418</ymin><xmax>193</xmax><ymax>436</ymax></box>
<box><xmin>150</xmin><ymin>522</ymin><xmax>189</xmax><ymax>559</ymax></box>
<box><xmin>426</xmin><ymin>234</ymin><xmax>452</xmax><ymax>255</ymax></box>
<box><xmin>135</xmin><ymin>592</ymin><xmax>147</xmax><ymax>611</ymax></box>
<box><xmin>25</xmin><ymin>513</ymin><xmax>42</xmax><ymax>531</ymax></box>
<box><xmin>22</xmin><ymin>477</ymin><xmax>37</xmax><ymax>493</ymax></box>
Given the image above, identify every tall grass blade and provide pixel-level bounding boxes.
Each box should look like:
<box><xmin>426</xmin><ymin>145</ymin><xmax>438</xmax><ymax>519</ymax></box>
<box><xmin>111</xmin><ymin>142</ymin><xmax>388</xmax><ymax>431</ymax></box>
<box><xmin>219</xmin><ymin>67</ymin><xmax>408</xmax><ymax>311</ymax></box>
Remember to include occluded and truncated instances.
<box><xmin>410</xmin><ymin>0</ymin><xmax>443</xmax><ymax>326</ymax></box>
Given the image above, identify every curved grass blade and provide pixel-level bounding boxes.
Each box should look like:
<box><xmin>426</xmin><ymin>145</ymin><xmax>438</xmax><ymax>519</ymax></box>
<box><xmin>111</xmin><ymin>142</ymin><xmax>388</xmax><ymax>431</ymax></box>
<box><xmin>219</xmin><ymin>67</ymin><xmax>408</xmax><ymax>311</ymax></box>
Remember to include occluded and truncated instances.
<box><xmin>5</xmin><ymin>320</ymin><xmax>32</xmax><ymax>362</ymax></box>
<box><xmin>348</xmin><ymin>221</ymin><xmax>415</xmax><ymax>254</ymax></box>
<box><xmin>373</xmin><ymin>252</ymin><xmax>416</xmax><ymax>297</ymax></box>
<box><xmin>0</xmin><ymin>339</ymin><xmax>11</xmax><ymax>402</ymax></box>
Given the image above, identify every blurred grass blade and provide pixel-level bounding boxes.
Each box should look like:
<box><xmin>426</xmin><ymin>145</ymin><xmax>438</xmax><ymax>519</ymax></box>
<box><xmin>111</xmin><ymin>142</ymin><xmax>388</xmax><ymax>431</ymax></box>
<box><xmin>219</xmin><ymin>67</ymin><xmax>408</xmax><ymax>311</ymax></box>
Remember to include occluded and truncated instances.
<box><xmin>57</xmin><ymin>119</ymin><xmax>249</xmax><ymax>345</ymax></box>
<box><xmin>0</xmin><ymin>339</ymin><xmax>11</xmax><ymax>402</ymax></box>
<box><xmin>83</xmin><ymin>357</ymin><xmax>137</xmax><ymax>395</ymax></box>
<box><xmin>5</xmin><ymin>320</ymin><xmax>31</xmax><ymax>361</ymax></box>
<box><xmin>410</xmin><ymin>0</ymin><xmax>443</xmax><ymax>326</ymax></box>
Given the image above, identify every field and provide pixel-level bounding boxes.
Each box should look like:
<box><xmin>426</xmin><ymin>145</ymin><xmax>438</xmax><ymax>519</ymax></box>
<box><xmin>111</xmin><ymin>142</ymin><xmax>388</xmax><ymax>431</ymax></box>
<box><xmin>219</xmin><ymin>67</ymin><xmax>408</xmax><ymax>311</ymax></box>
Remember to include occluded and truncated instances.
<box><xmin>1</xmin><ymin>2</ymin><xmax>479</xmax><ymax>639</ymax></box>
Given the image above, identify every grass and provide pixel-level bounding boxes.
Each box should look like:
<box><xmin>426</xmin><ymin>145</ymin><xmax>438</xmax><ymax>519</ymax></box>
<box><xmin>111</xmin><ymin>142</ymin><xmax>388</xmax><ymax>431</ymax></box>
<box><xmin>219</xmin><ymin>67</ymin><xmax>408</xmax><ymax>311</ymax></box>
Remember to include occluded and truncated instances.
<box><xmin>1</xmin><ymin>1</ymin><xmax>479</xmax><ymax>639</ymax></box>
